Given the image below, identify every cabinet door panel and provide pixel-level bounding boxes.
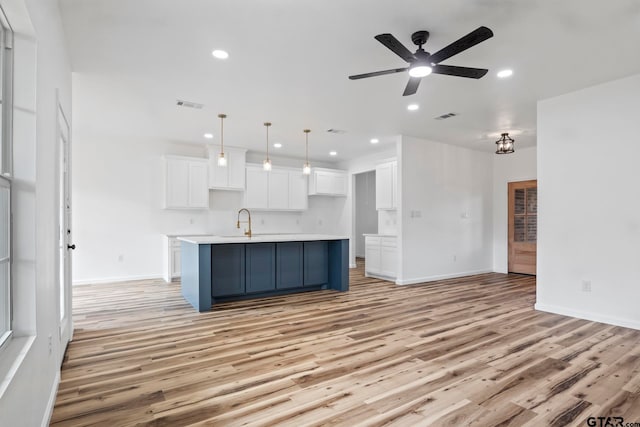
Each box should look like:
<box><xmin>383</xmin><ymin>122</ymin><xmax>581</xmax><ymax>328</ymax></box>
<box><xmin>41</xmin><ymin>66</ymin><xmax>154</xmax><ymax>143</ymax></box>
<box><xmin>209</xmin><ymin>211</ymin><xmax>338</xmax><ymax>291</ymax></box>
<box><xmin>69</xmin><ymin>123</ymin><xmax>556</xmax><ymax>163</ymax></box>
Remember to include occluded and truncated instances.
<box><xmin>166</xmin><ymin>159</ymin><xmax>189</xmax><ymax>207</ymax></box>
<box><xmin>276</xmin><ymin>242</ymin><xmax>303</xmax><ymax>289</ymax></box>
<box><xmin>268</xmin><ymin>170</ymin><xmax>289</xmax><ymax>209</ymax></box>
<box><xmin>365</xmin><ymin>239</ymin><xmax>381</xmax><ymax>274</ymax></box>
<box><xmin>171</xmin><ymin>247</ymin><xmax>181</xmax><ymax>278</ymax></box>
<box><xmin>288</xmin><ymin>172</ymin><xmax>308</xmax><ymax>210</ymax></box>
<box><xmin>375</xmin><ymin>162</ymin><xmax>394</xmax><ymax>210</ymax></box>
<box><xmin>188</xmin><ymin>161</ymin><xmax>209</xmax><ymax>208</ymax></box>
<box><xmin>304</xmin><ymin>241</ymin><xmax>328</xmax><ymax>286</ymax></box>
<box><xmin>245</xmin><ymin>167</ymin><xmax>269</xmax><ymax>208</ymax></box>
<box><xmin>246</xmin><ymin>243</ymin><xmax>276</xmax><ymax>293</ymax></box>
<box><xmin>227</xmin><ymin>149</ymin><xmax>246</xmax><ymax>189</ymax></box>
<box><xmin>211</xmin><ymin>244</ymin><xmax>245</xmax><ymax>297</ymax></box>
<box><xmin>380</xmin><ymin>246</ymin><xmax>397</xmax><ymax>277</ymax></box>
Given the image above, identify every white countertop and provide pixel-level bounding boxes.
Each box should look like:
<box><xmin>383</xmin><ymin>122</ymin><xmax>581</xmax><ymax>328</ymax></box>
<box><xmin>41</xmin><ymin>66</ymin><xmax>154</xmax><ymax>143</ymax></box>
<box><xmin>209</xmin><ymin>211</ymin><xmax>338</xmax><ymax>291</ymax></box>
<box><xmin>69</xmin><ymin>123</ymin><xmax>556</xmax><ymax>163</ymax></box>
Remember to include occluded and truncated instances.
<box><xmin>363</xmin><ymin>234</ymin><xmax>397</xmax><ymax>237</ymax></box>
<box><xmin>178</xmin><ymin>234</ymin><xmax>349</xmax><ymax>244</ymax></box>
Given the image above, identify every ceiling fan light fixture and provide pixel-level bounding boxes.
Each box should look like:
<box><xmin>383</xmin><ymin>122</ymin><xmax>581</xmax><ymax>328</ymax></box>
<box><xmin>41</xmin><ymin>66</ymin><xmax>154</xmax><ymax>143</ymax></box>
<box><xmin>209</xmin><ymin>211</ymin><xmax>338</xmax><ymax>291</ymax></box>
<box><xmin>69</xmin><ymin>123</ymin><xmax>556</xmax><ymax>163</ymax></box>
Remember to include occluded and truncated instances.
<box><xmin>408</xmin><ymin>64</ymin><xmax>432</xmax><ymax>78</ymax></box>
<box><xmin>495</xmin><ymin>132</ymin><xmax>515</xmax><ymax>154</ymax></box>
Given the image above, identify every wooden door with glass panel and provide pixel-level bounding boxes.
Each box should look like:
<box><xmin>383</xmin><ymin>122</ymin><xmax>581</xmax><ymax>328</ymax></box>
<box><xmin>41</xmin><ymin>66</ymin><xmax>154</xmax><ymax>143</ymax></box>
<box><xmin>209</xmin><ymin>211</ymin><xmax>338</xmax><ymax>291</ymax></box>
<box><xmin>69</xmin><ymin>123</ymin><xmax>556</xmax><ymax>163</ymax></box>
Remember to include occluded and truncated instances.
<box><xmin>508</xmin><ymin>180</ymin><xmax>537</xmax><ymax>275</ymax></box>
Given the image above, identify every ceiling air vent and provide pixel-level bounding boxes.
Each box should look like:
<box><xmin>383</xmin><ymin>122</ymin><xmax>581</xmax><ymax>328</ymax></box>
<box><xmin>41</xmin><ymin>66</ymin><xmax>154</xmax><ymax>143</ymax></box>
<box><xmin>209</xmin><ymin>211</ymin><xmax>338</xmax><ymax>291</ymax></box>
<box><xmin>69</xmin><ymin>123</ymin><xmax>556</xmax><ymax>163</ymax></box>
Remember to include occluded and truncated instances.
<box><xmin>434</xmin><ymin>112</ymin><xmax>458</xmax><ymax>120</ymax></box>
<box><xmin>326</xmin><ymin>129</ymin><xmax>347</xmax><ymax>134</ymax></box>
<box><xmin>176</xmin><ymin>99</ymin><xmax>204</xmax><ymax>109</ymax></box>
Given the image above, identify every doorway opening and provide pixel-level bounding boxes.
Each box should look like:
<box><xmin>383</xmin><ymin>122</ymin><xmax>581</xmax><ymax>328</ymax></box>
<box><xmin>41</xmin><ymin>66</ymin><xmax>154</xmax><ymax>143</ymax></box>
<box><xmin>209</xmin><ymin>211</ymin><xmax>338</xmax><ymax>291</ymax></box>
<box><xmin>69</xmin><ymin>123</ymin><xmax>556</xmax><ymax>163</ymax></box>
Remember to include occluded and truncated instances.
<box><xmin>508</xmin><ymin>179</ymin><xmax>537</xmax><ymax>275</ymax></box>
<box><xmin>354</xmin><ymin>170</ymin><xmax>377</xmax><ymax>264</ymax></box>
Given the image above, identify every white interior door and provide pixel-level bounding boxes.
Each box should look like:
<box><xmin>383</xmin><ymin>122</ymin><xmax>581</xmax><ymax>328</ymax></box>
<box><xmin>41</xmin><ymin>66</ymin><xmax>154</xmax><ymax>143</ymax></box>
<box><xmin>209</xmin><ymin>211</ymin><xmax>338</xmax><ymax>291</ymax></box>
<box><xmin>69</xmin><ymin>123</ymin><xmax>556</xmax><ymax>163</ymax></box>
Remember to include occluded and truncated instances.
<box><xmin>58</xmin><ymin>99</ymin><xmax>73</xmax><ymax>364</ymax></box>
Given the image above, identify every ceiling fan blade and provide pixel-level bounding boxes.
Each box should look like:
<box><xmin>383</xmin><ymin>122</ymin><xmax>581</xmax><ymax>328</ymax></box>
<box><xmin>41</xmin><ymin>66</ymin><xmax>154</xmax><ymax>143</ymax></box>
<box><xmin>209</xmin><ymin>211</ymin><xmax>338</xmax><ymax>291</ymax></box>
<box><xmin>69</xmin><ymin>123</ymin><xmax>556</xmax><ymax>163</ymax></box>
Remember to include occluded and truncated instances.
<box><xmin>349</xmin><ymin>67</ymin><xmax>408</xmax><ymax>80</ymax></box>
<box><xmin>428</xmin><ymin>26</ymin><xmax>494</xmax><ymax>64</ymax></box>
<box><xmin>432</xmin><ymin>64</ymin><xmax>488</xmax><ymax>79</ymax></box>
<box><xmin>374</xmin><ymin>33</ymin><xmax>416</xmax><ymax>63</ymax></box>
<box><xmin>402</xmin><ymin>77</ymin><xmax>421</xmax><ymax>96</ymax></box>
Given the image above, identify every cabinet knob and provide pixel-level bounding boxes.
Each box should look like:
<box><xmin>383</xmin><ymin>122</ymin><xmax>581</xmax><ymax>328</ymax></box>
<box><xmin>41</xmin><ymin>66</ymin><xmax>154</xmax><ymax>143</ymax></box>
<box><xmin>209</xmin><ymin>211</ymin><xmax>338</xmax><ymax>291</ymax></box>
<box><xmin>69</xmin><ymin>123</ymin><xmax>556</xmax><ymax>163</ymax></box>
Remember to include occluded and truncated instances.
<box><xmin>67</xmin><ymin>244</ymin><xmax>76</xmax><ymax>250</ymax></box>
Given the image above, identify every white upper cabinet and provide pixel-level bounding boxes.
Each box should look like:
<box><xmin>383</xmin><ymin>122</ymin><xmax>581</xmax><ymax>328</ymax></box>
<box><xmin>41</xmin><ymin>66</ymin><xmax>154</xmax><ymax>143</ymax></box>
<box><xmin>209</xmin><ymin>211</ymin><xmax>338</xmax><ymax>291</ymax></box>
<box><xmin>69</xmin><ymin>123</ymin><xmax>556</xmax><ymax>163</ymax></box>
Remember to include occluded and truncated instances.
<box><xmin>207</xmin><ymin>145</ymin><xmax>247</xmax><ymax>190</ymax></box>
<box><xmin>376</xmin><ymin>160</ymin><xmax>397</xmax><ymax>210</ymax></box>
<box><xmin>288</xmin><ymin>171</ymin><xmax>308</xmax><ymax>210</ymax></box>
<box><xmin>308</xmin><ymin>168</ymin><xmax>347</xmax><ymax>196</ymax></box>
<box><xmin>267</xmin><ymin>169</ymin><xmax>289</xmax><ymax>209</ymax></box>
<box><xmin>164</xmin><ymin>156</ymin><xmax>209</xmax><ymax>209</ymax></box>
<box><xmin>245</xmin><ymin>166</ymin><xmax>269</xmax><ymax>209</ymax></box>
<box><xmin>244</xmin><ymin>164</ymin><xmax>308</xmax><ymax>210</ymax></box>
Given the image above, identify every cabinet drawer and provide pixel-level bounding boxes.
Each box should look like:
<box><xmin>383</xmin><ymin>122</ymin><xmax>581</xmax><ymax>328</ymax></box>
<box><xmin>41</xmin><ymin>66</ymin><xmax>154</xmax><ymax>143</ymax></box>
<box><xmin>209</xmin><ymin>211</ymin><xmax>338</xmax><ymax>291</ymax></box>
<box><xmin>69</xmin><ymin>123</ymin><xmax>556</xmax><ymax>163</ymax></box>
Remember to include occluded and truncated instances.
<box><xmin>381</xmin><ymin>237</ymin><xmax>397</xmax><ymax>247</ymax></box>
<box><xmin>365</xmin><ymin>236</ymin><xmax>380</xmax><ymax>245</ymax></box>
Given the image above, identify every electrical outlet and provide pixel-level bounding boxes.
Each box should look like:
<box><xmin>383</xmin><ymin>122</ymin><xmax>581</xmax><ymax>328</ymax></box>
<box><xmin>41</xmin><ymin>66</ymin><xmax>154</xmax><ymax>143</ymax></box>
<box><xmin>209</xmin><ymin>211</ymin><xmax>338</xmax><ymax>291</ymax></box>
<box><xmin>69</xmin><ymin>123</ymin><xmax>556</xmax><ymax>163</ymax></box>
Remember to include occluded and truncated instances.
<box><xmin>48</xmin><ymin>334</ymin><xmax>52</xmax><ymax>355</ymax></box>
<box><xmin>453</xmin><ymin>255</ymin><xmax>457</xmax><ymax>262</ymax></box>
<box><xmin>118</xmin><ymin>254</ymin><xmax>124</xmax><ymax>262</ymax></box>
<box><xmin>189</xmin><ymin>218</ymin><xmax>194</xmax><ymax>225</ymax></box>
<box><xmin>261</xmin><ymin>219</ymin><xmax>265</xmax><ymax>225</ymax></box>
<box><xmin>582</xmin><ymin>280</ymin><xmax>592</xmax><ymax>292</ymax></box>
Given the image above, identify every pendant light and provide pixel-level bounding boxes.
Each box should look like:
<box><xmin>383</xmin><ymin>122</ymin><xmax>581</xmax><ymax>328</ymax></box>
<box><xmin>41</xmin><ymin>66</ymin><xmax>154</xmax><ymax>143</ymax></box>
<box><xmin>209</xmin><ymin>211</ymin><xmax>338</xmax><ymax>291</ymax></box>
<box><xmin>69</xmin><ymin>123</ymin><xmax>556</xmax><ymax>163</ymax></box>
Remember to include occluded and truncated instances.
<box><xmin>302</xmin><ymin>129</ymin><xmax>311</xmax><ymax>175</ymax></box>
<box><xmin>263</xmin><ymin>122</ymin><xmax>272</xmax><ymax>171</ymax></box>
<box><xmin>217</xmin><ymin>113</ymin><xmax>227</xmax><ymax>167</ymax></box>
<box><xmin>495</xmin><ymin>132</ymin><xmax>515</xmax><ymax>154</ymax></box>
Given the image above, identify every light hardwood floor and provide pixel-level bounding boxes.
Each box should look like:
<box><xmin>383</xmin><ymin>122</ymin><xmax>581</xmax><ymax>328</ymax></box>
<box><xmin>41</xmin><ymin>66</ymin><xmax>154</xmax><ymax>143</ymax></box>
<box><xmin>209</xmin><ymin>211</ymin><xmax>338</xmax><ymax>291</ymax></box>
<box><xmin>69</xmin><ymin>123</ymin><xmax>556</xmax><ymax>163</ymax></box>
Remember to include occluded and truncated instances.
<box><xmin>51</xmin><ymin>261</ymin><xmax>640</xmax><ymax>426</ymax></box>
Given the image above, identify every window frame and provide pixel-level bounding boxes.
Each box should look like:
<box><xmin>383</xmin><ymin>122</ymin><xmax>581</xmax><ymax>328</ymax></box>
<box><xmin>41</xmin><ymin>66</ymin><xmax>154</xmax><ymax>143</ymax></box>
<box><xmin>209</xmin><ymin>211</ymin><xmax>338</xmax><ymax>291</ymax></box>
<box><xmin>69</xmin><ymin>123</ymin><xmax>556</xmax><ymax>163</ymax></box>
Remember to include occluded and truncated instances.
<box><xmin>0</xmin><ymin>5</ymin><xmax>13</xmax><ymax>351</ymax></box>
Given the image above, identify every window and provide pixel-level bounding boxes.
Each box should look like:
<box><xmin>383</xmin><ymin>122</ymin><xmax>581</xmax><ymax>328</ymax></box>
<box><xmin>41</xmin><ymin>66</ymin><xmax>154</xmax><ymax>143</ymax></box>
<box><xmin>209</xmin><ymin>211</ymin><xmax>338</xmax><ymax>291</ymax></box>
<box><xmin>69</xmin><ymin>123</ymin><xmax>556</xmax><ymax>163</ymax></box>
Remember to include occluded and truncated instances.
<box><xmin>0</xmin><ymin>8</ymin><xmax>13</xmax><ymax>350</ymax></box>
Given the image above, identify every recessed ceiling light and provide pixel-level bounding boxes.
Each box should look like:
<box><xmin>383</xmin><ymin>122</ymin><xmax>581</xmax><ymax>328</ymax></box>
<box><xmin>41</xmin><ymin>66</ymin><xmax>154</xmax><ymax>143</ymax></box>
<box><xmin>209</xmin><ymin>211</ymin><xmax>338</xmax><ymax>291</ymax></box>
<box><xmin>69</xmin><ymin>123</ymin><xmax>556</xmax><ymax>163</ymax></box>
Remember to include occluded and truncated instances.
<box><xmin>329</xmin><ymin>151</ymin><xmax>337</xmax><ymax>156</ymax></box>
<box><xmin>497</xmin><ymin>69</ymin><xmax>513</xmax><ymax>78</ymax></box>
<box><xmin>212</xmin><ymin>49</ymin><xmax>229</xmax><ymax>59</ymax></box>
<box><xmin>407</xmin><ymin>104</ymin><xmax>419</xmax><ymax>111</ymax></box>
<box><xmin>370</xmin><ymin>138</ymin><xmax>379</xmax><ymax>144</ymax></box>
<box><xmin>273</xmin><ymin>143</ymin><xmax>282</xmax><ymax>148</ymax></box>
<box><xmin>204</xmin><ymin>133</ymin><xmax>214</xmax><ymax>139</ymax></box>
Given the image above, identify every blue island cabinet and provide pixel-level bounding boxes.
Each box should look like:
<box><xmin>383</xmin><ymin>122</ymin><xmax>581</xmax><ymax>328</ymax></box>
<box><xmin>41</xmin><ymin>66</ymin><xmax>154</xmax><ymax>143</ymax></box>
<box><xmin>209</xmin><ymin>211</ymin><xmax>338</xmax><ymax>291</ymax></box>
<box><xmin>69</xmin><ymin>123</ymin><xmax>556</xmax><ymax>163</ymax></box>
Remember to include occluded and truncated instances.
<box><xmin>211</xmin><ymin>244</ymin><xmax>245</xmax><ymax>297</ymax></box>
<box><xmin>276</xmin><ymin>242</ymin><xmax>303</xmax><ymax>289</ymax></box>
<box><xmin>246</xmin><ymin>243</ymin><xmax>276</xmax><ymax>293</ymax></box>
<box><xmin>180</xmin><ymin>238</ymin><xmax>349</xmax><ymax>312</ymax></box>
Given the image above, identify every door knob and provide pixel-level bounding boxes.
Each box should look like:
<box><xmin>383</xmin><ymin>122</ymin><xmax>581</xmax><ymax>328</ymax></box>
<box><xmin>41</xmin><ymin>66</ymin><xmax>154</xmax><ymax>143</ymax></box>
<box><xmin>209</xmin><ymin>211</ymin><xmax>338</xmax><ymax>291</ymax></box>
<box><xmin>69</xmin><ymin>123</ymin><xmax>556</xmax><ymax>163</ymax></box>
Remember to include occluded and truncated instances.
<box><xmin>67</xmin><ymin>244</ymin><xmax>76</xmax><ymax>250</ymax></box>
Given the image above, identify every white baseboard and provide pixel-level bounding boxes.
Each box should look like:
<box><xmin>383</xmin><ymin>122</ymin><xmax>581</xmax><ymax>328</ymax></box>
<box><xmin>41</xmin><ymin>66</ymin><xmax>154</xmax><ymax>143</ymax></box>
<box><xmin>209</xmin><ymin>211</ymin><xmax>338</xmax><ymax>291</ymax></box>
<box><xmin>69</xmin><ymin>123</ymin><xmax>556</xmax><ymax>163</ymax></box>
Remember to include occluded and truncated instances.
<box><xmin>41</xmin><ymin>370</ymin><xmax>60</xmax><ymax>427</ymax></box>
<box><xmin>73</xmin><ymin>274</ymin><xmax>161</xmax><ymax>286</ymax></box>
<box><xmin>395</xmin><ymin>269</ymin><xmax>493</xmax><ymax>285</ymax></box>
<box><xmin>349</xmin><ymin>263</ymin><xmax>357</xmax><ymax>269</ymax></box>
<box><xmin>535</xmin><ymin>303</ymin><xmax>640</xmax><ymax>331</ymax></box>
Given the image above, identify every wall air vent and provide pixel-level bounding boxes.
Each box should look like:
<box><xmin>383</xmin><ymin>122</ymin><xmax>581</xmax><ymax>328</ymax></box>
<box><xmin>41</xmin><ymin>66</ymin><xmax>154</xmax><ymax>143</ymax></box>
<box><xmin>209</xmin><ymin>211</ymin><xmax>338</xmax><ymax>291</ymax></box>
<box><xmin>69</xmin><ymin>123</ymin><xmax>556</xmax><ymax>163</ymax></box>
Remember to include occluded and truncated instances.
<box><xmin>176</xmin><ymin>99</ymin><xmax>204</xmax><ymax>109</ymax></box>
<box><xmin>326</xmin><ymin>129</ymin><xmax>347</xmax><ymax>134</ymax></box>
<box><xmin>434</xmin><ymin>112</ymin><xmax>458</xmax><ymax>120</ymax></box>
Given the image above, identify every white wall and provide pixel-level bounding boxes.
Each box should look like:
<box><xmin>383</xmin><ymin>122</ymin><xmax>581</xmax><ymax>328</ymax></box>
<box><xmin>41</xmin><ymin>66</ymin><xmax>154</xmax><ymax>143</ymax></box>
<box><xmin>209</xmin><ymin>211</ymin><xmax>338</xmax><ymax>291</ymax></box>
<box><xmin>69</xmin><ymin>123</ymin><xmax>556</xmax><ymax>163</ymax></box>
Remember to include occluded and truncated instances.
<box><xmin>536</xmin><ymin>73</ymin><xmax>640</xmax><ymax>330</ymax></box>
<box><xmin>71</xmin><ymin>119</ymin><xmax>346</xmax><ymax>283</ymax></box>
<box><xmin>0</xmin><ymin>0</ymin><xmax>72</xmax><ymax>425</ymax></box>
<box><xmin>354</xmin><ymin>171</ymin><xmax>377</xmax><ymax>257</ymax></box>
<box><xmin>399</xmin><ymin>135</ymin><xmax>493</xmax><ymax>284</ymax></box>
<box><xmin>492</xmin><ymin>146</ymin><xmax>537</xmax><ymax>273</ymax></box>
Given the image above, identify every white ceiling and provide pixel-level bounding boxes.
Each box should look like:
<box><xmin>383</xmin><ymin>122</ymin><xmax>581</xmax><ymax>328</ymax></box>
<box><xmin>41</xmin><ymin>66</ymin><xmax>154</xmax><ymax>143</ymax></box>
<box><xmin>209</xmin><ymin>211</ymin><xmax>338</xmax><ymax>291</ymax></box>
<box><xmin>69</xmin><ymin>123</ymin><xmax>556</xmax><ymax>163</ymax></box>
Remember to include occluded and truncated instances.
<box><xmin>60</xmin><ymin>0</ymin><xmax>640</xmax><ymax>163</ymax></box>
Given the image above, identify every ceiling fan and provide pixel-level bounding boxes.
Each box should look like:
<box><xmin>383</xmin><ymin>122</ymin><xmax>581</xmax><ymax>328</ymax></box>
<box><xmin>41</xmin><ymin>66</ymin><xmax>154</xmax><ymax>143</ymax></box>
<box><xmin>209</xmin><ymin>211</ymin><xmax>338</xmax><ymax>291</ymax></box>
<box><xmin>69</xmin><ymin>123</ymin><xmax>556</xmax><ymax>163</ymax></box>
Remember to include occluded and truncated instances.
<box><xmin>349</xmin><ymin>26</ymin><xmax>494</xmax><ymax>96</ymax></box>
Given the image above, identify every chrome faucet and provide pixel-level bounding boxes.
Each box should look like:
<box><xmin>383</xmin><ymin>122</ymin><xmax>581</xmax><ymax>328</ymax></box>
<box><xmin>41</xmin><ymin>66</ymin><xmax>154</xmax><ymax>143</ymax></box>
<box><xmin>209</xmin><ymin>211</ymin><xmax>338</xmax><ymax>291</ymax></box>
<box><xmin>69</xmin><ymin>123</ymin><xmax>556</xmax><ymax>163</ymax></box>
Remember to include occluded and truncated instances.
<box><xmin>237</xmin><ymin>208</ymin><xmax>252</xmax><ymax>238</ymax></box>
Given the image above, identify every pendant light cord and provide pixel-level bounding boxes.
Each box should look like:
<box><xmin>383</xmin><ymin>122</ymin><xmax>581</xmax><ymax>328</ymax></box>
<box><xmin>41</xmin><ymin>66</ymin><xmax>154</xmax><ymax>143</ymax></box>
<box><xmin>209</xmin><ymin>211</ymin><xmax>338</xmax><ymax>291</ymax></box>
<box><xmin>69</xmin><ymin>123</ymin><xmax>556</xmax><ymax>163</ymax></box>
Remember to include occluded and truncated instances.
<box><xmin>218</xmin><ymin>113</ymin><xmax>226</xmax><ymax>155</ymax></box>
<box><xmin>264</xmin><ymin>122</ymin><xmax>271</xmax><ymax>161</ymax></box>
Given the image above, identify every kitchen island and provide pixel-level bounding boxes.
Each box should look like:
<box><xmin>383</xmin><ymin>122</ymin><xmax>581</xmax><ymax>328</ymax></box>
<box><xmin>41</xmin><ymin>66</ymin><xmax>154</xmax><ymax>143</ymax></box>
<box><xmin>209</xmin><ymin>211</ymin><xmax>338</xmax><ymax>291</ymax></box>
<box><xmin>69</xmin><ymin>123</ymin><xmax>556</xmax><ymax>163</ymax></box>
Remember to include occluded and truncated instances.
<box><xmin>178</xmin><ymin>234</ymin><xmax>349</xmax><ymax>311</ymax></box>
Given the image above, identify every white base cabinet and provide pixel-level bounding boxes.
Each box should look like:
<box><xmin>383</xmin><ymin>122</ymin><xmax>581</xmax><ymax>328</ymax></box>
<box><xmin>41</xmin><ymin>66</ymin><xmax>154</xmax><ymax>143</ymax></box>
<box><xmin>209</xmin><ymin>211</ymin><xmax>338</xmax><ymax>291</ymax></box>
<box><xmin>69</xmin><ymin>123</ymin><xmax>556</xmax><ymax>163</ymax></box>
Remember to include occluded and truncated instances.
<box><xmin>244</xmin><ymin>164</ymin><xmax>308</xmax><ymax>210</ymax></box>
<box><xmin>365</xmin><ymin>235</ymin><xmax>397</xmax><ymax>280</ymax></box>
<box><xmin>163</xmin><ymin>236</ymin><xmax>182</xmax><ymax>282</ymax></box>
